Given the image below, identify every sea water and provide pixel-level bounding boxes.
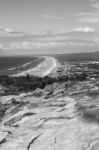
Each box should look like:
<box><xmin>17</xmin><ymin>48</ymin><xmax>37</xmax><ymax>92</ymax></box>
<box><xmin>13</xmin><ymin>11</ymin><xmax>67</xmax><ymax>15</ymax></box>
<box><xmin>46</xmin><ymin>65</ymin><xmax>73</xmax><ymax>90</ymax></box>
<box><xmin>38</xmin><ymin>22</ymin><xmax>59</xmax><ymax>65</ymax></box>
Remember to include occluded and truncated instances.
<box><xmin>0</xmin><ymin>56</ymin><xmax>44</xmax><ymax>76</ymax></box>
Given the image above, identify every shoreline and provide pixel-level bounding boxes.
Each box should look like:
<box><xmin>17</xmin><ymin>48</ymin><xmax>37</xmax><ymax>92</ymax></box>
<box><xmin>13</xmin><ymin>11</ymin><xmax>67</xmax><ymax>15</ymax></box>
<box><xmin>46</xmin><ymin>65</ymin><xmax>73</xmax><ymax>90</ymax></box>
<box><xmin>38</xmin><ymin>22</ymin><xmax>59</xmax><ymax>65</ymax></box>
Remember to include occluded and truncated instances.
<box><xmin>12</xmin><ymin>56</ymin><xmax>59</xmax><ymax>77</ymax></box>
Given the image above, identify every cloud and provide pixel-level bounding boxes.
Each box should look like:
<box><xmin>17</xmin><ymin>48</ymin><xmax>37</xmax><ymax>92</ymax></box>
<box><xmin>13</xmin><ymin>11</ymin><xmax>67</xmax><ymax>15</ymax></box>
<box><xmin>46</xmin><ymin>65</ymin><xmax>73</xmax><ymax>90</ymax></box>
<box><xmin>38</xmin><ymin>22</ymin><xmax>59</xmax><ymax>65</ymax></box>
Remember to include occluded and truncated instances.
<box><xmin>73</xmin><ymin>27</ymin><xmax>95</xmax><ymax>32</ymax></box>
<box><xmin>76</xmin><ymin>0</ymin><xmax>99</xmax><ymax>23</ymax></box>
<box><xmin>3</xmin><ymin>27</ymin><xmax>14</xmax><ymax>33</ymax></box>
<box><xmin>4</xmin><ymin>40</ymin><xmax>94</xmax><ymax>51</ymax></box>
<box><xmin>40</xmin><ymin>13</ymin><xmax>64</xmax><ymax>20</ymax></box>
<box><xmin>74</xmin><ymin>12</ymin><xmax>93</xmax><ymax>17</ymax></box>
<box><xmin>91</xmin><ymin>0</ymin><xmax>99</xmax><ymax>8</ymax></box>
<box><xmin>32</xmin><ymin>10</ymin><xmax>64</xmax><ymax>20</ymax></box>
<box><xmin>76</xmin><ymin>9</ymin><xmax>99</xmax><ymax>23</ymax></box>
<box><xmin>0</xmin><ymin>43</ymin><xmax>4</xmax><ymax>49</ymax></box>
<box><xmin>76</xmin><ymin>13</ymin><xmax>99</xmax><ymax>23</ymax></box>
<box><xmin>78</xmin><ymin>17</ymin><xmax>99</xmax><ymax>23</ymax></box>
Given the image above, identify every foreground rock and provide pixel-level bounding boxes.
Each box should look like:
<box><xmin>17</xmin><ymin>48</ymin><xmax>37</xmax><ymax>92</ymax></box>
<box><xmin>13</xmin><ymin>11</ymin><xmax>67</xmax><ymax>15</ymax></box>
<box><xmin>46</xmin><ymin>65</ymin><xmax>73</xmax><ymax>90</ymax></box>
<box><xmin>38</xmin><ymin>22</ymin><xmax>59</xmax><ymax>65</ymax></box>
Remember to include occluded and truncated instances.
<box><xmin>0</xmin><ymin>80</ymin><xmax>99</xmax><ymax>150</ymax></box>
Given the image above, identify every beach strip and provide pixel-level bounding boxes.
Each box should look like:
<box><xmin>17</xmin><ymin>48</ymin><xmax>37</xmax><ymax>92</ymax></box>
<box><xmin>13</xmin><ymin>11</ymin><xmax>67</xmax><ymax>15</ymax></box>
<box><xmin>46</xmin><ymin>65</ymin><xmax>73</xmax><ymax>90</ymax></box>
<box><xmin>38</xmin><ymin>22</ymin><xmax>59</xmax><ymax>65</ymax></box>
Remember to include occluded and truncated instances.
<box><xmin>12</xmin><ymin>56</ymin><xmax>58</xmax><ymax>77</ymax></box>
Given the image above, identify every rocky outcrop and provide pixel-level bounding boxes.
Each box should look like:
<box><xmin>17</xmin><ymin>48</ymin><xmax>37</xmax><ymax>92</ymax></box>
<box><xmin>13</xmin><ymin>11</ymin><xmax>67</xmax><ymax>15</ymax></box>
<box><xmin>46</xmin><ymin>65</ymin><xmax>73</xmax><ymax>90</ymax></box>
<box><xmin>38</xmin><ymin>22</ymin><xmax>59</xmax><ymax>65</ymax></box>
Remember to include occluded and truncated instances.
<box><xmin>0</xmin><ymin>80</ymin><xmax>99</xmax><ymax>150</ymax></box>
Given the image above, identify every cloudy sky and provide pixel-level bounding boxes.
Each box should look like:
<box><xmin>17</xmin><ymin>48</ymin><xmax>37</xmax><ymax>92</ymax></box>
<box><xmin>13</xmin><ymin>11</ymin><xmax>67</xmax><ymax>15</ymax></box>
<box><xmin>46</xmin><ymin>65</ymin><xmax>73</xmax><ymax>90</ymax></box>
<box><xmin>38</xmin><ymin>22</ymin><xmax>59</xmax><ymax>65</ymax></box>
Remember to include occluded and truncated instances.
<box><xmin>0</xmin><ymin>0</ymin><xmax>99</xmax><ymax>33</ymax></box>
<box><xmin>0</xmin><ymin>0</ymin><xmax>99</xmax><ymax>55</ymax></box>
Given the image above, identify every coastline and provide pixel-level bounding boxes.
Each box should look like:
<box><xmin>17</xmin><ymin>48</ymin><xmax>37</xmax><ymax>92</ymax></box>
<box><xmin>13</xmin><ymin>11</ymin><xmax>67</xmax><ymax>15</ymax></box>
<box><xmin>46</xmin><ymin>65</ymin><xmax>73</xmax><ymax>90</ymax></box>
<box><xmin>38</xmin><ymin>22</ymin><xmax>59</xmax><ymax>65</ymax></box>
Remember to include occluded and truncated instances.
<box><xmin>12</xmin><ymin>56</ymin><xmax>59</xmax><ymax>77</ymax></box>
<box><xmin>1</xmin><ymin>56</ymin><xmax>99</xmax><ymax>150</ymax></box>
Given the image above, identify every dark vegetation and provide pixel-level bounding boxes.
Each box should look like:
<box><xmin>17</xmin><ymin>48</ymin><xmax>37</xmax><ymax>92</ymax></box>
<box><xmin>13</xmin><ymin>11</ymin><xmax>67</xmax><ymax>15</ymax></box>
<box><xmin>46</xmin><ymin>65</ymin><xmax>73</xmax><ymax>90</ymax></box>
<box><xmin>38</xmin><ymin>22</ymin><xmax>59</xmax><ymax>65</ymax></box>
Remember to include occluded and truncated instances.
<box><xmin>0</xmin><ymin>72</ymin><xmax>87</xmax><ymax>95</ymax></box>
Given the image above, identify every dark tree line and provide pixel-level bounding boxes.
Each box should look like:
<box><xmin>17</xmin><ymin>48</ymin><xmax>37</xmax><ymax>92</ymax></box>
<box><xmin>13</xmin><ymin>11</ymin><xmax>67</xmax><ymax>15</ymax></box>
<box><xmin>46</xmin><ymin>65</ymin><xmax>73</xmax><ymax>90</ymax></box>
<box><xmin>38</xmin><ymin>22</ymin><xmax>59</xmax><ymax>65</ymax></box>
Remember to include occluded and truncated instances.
<box><xmin>0</xmin><ymin>72</ymin><xmax>87</xmax><ymax>94</ymax></box>
<box><xmin>0</xmin><ymin>75</ymin><xmax>57</xmax><ymax>94</ymax></box>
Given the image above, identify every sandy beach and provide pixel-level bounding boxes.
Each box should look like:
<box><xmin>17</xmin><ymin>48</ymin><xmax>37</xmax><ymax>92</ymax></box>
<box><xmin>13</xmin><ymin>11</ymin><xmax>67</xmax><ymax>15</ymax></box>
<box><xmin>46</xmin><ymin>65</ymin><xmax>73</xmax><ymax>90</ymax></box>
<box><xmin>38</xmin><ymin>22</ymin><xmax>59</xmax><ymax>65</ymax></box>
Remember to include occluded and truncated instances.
<box><xmin>13</xmin><ymin>56</ymin><xmax>58</xmax><ymax>77</ymax></box>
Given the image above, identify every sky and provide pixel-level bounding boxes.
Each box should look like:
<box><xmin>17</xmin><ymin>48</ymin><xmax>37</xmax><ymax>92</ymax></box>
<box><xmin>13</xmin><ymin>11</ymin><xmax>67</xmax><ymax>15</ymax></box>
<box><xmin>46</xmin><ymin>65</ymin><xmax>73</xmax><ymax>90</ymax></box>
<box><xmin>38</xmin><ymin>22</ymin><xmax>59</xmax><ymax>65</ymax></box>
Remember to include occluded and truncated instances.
<box><xmin>0</xmin><ymin>0</ymin><xmax>99</xmax><ymax>33</ymax></box>
<box><xmin>1</xmin><ymin>0</ymin><xmax>99</xmax><ymax>55</ymax></box>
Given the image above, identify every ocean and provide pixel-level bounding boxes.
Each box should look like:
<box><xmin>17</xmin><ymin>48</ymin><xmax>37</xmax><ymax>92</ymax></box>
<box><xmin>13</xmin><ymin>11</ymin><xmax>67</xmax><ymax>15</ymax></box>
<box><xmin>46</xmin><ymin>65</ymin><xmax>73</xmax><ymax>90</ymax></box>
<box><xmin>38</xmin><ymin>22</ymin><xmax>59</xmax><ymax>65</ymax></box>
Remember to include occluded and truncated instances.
<box><xmin>0</xmin><ymin>56</ymin><xmax>44</xmax><ymax>76</ymax></box>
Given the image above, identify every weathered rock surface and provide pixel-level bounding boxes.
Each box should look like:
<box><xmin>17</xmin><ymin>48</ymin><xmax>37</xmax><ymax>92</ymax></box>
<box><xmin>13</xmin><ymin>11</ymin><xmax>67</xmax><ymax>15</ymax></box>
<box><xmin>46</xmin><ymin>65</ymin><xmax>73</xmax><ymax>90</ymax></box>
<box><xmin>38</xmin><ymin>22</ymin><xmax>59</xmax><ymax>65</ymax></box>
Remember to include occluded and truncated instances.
<box><xmin>0</xmin><ymin>81</ymin><xmax>99</xmax><ymax>150</ymax></box>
